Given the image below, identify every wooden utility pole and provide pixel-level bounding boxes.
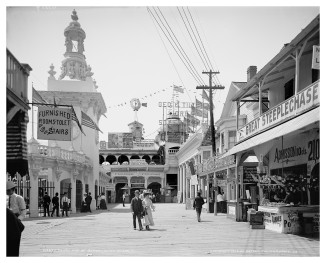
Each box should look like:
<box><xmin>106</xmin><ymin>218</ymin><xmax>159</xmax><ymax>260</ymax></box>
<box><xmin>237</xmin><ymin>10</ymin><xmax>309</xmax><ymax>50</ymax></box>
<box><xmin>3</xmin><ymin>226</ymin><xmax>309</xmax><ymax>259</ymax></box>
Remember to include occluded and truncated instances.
<box><xmin>196</xmin><ymin>70</ymin><xmax>224</xmax><ymax>156</ymax></box>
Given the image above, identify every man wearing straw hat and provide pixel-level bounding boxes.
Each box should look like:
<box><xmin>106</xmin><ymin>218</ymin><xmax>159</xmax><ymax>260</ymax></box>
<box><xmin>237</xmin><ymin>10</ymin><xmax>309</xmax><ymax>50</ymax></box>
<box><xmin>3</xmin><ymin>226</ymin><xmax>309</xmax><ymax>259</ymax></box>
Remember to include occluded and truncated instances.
<box><xmin>7</xmin><ymin>181</ymin><xmax>26</xmax><ymax>220</ymax></box>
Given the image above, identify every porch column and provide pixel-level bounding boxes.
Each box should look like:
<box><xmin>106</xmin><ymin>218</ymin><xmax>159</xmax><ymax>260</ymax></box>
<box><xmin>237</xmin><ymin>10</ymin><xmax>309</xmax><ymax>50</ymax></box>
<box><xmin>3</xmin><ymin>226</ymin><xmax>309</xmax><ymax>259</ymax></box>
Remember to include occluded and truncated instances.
<box><xmin>206</xmin><ymin>174</ymin><xmax>210</xmax><ymax>213</ymax></box>
<box><xmin>70</xmin><ymin>171</ymin><xmax>78</xmax><ymax>214</ymax></box>
<box><xmin>182</xmin><ymin>164</ymin><xmax>186</xmax><ymax>204</ymax></box>
<box><xmin>29</xmin><ymin>168</ymin><xmax>40</xmax><ymax>218</ymax></box>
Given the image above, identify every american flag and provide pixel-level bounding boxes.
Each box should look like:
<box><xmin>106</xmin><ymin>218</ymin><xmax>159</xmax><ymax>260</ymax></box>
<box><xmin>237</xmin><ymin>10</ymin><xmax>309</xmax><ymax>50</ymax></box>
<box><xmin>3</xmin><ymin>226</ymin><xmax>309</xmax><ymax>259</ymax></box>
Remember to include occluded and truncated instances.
<box><xmin>173</xmin><ymin>85</ymin><xmax>184</xmax><ymax>93</ymax></box>
<box><xmin>202</xmin><ymin>90</ymin><xmax>209</xmax><ymax>101</ymax></box>
<box><xmin>71</xmin><ymin>107</ymin><xmax>85</xmax><ymax>135</ymax></box>
<box><xmin>81</xmin><ymin>111</ymin><xmax>102</xmax><ymax>133</ymax></box>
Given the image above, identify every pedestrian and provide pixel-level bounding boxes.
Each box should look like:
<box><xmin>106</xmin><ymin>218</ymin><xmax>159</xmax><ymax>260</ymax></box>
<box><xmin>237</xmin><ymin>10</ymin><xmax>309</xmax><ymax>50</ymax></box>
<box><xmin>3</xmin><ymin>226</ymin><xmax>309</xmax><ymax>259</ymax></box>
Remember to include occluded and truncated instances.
<box><xmin>85</xmin><ymin>192</ymin><xmax>92</xmax><ymax>212</ymax></box>
<box><xmin>216</xmin><ymin>191</ymin><xmax>225</xmax><ymax>213</ymax></box>
<box><xmin>7</xmin><ymin>181</ymin><xmax>26</xmax><ymax>221</ymax></box>
<box><xmin>61</xmin><ymin>192</ymin><xmax>70</xmax><ymax>217</ymax></box>
<box><xmin>7</xmin><ymin>208</ymin><xmax>25</xmax><ymax>257</ymax></box>
<box><xmin>42</xmin><ymin>192</ymin><xmax>51</xmax><ymax>217</ymax></box>
<box><xmin>97</xmin><ymin>195</ymin><xmax>101</xmax><ymax>209</ymax></box>
<box><xmin>152</xmin><ymin>193</ymin><xmax>156</xmax><ymax>203</ymax></box>
<box><xmin>100</xmin><ymin>192</ymin><xmax>107</xmax><ymax>210</ymax></box>
<box><xmin>122</xmin><ymin>192</ymin><xmax>126</xmax><ymax>207</ymax></box>
<box><xmin>193</xmin><ymin>191</ymin><xmax>205</xmax><ymax>222</ymax></box>
<box><xmin>51</xmin><ymin>192</ymin><xmax>60</xmax><ymax>217</ymax></box>
<box><xmin>142</xmin><ymin>192</ymin><xmax>155</xmax><ymax>230</ymax></box>
<box><xmin>130</xmin><ymin>190</ymin><xmax>144</xmax><ymax>231</ymax></box>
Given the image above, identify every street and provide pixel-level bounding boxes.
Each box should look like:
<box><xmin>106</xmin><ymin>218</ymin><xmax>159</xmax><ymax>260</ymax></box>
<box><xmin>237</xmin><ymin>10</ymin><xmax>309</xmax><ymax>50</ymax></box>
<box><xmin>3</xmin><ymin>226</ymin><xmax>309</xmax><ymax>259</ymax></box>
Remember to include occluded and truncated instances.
<box><xmin>20</xmin><ymin>203</ymin><xmax>319</xmax><ymax>257</ymax></box>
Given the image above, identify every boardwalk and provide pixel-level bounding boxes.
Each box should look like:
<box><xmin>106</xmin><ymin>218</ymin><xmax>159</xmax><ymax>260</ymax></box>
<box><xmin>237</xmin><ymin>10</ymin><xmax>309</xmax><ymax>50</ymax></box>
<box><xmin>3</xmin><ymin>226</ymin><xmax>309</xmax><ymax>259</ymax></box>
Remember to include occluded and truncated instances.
<box><xmin>20</xmin><ymin>203</ymin><xmax>319</xmax><ymax>257</ymax></box>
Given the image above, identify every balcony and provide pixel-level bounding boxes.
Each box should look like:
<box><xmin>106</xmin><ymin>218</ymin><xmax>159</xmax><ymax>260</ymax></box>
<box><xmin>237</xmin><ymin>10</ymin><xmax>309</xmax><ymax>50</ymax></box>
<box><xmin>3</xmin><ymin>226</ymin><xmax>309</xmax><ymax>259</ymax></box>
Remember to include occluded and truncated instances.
<box><xmin>7</xmin><ymin>49</ymin><xmax>32</xmax><ymax>105</ymax></box>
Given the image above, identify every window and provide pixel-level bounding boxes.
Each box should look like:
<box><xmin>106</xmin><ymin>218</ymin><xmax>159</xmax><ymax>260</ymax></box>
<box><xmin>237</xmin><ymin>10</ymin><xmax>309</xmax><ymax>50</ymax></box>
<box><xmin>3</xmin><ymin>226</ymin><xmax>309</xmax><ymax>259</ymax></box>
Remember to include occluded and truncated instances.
<box><xmin>284</xmin><ymin>78</ymin><xmax>294</xmax><ymax>100</ymax></box>
<box><xmin>228</xmin><ymin>130</ymin><xmax>236</xmax><ymax>149</ymax></box>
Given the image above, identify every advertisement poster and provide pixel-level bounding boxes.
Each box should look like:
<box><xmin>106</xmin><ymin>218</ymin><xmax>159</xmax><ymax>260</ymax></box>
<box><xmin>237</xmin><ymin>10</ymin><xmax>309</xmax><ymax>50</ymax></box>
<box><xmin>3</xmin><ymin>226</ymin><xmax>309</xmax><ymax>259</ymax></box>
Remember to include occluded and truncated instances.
<box><xmin>37</xmin><ymin>107</ymin><xmax>72</xmax><ymax>141</ymax></box>
<box><xmin>107</xmin><ymin>132</ymin><xmax>133</xmax><ymax>148</ymax></box>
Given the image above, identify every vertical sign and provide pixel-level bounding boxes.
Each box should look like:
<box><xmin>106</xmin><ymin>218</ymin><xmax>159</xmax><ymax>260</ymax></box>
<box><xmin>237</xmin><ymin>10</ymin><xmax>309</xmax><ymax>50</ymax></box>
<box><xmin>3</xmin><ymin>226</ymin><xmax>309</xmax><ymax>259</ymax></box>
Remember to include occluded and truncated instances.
<box><xmin>312</xmin><ymin>45</ymin><xmax>320</xmax><ymax>70</ymax></box>
<box><xmin>37</xmin><ymin>107</ymin><xmax>72</xmax><ymax>141</ymax></box>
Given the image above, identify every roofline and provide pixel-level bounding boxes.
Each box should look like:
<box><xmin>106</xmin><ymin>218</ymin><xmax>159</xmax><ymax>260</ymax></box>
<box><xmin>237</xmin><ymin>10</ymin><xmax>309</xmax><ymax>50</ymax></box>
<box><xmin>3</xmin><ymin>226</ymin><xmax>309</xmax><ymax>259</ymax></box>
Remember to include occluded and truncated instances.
<box><xmin>231</xmin><ymin>14</ymin><xmax>320</xmax><ymax>101</ymax></box>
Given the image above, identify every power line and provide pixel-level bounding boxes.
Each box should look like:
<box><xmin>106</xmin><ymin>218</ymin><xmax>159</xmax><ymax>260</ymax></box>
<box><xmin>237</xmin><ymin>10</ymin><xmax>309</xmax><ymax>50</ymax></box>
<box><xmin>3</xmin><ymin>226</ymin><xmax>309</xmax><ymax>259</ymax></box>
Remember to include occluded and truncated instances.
<box><xmin>181</xmin><ymin>7</ymin><xmax>210</xmax><ymax>71</ymax></box>
<box><xmin>147</xmin><ymin>7</ymin><xmax>192</xmax><ymax>101</ymax></box>
<box><xmin>151</xmin><ymin>7</ymin><xmax>205</xmax><ymax>86</ymax></box>
<box><xmin>147</xmin><ymin>7</ymin><xmax>204</xmax><ymax>86</ymax></box>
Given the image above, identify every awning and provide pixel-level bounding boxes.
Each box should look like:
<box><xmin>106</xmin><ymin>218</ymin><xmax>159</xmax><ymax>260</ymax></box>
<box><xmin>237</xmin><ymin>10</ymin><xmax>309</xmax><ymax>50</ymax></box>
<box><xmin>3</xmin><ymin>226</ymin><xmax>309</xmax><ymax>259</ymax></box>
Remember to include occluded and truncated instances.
<box><xmin>7</xmin><ymin>111</ymin><xmax>29</xmax><ymax>177</ymax></box>
<box><xmin>223</xmin><ymin>107</ymin><xmax>319</xmax><ymax>157</ymax></box>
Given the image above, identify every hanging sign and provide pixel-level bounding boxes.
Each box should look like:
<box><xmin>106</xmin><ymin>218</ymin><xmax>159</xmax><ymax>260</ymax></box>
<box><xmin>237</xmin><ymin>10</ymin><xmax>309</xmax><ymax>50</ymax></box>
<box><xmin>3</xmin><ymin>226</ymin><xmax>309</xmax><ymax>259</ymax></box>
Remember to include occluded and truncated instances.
<box><xmin>312</xmin><ymin>45</ymin><xmax>320</xmax><ymax>70</ymax></box>
<box><xmin>237</xmin><ymin>81</ymin><xmax>319</xmax><ymax>142</ymax></box>
<box><xmin>37</xmin><ymin>107</ymin><xmax>72</xmax><ymax>141</ymax></box>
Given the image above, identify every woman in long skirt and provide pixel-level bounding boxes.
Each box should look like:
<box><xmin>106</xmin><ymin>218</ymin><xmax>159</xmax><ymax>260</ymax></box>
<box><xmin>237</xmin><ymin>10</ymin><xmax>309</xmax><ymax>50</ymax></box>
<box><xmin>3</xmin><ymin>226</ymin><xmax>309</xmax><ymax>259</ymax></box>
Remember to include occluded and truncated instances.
<box><xmin>142</xmin><ymin>192</ymin><xmax>155</xmax><ymax>230</ymax></box>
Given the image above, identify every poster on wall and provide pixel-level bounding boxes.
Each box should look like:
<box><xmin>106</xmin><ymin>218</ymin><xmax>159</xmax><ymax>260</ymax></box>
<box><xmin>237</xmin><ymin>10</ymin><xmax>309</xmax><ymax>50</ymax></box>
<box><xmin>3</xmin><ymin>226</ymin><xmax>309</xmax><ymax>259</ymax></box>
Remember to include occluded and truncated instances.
<box><xmin>37</xmin><ymin>107</ymin><xmax>72</xmax><ymax>141</ymax></box>
<box><xmin>107</xmin><ymin>133</ymin><xmax>133</xmax><ymax>148</ymax></box>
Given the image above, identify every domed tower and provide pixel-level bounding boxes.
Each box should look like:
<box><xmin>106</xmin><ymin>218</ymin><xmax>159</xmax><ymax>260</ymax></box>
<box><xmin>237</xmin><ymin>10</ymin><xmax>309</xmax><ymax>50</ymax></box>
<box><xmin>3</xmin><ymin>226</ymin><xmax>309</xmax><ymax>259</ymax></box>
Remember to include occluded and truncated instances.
<box><xmin>59</xmin><ymin>9</ymin><xmax>88</xmax><ymax>81</ymax></box>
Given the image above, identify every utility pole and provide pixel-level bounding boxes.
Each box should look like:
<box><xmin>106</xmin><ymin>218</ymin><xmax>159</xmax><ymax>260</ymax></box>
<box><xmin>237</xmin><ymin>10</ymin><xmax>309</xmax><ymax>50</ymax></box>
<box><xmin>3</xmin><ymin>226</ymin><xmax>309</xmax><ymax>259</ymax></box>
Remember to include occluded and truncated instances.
<box><xmin>197</xmin><ymin>70</ymin><xmax>224</xmax><ymax>217</ymax></box>
<box><xmin>196</xmin><ymin>70</ymin><xmax>224</xmax><ymax>156</ymax></box>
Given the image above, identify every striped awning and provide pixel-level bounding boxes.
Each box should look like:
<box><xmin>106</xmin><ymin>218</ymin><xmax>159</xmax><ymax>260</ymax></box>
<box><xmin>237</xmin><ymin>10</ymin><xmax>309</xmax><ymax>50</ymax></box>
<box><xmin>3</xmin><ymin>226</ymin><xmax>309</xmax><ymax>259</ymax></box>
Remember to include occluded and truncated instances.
<box><xmin>7</xmin><ymin>110</ymin><xmax>29</xmax><ymax>177</ymax></box>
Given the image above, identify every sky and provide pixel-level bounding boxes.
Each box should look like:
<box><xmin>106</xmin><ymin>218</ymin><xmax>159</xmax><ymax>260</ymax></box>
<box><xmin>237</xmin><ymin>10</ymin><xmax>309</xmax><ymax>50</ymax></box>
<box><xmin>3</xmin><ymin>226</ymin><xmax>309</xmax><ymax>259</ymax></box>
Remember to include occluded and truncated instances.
<box><xmin>5</xmin><ymin>5</ymin><xmax>320</xmax><ymax>143</ymax></box>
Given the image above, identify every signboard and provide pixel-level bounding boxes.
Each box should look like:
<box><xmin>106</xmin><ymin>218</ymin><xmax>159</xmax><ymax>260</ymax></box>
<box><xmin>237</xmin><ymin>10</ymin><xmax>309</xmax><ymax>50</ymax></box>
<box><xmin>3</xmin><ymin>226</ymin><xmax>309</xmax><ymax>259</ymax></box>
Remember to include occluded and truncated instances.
<box><xmin>237</xmin><ymin>81</ymin><xmax>319</xmax><ymax>142</ymax></box>
<box><xmin>129</xmin><ymin>159</ymin><xmax>148</xmax><ymax>166</ymax></box>
<box><xmin>269</xmin><ymin>129</ymin><xmax>319</xmax><ymax>170</ymax></box>
<box><xmin>133</xmin><ymin>141</ymin><xmax>155</xmax><ymax>149</ymax></box>
<box><xmin>131</xmin><ymin>183</ymin><xmax>145</xmax><ymax>188</ymax></box>
<box><xmin>190</xmin><ymin>174</ymin><xmax>198</xmax><ymax>185</ymax></box>
<box><xmin>312</xmin><ymin>45</ymin><xmax>320</xmax><ymax>70</ymax></box>
<box><xmin>37</xmin><ymin>107</ymin><xmax>72</xmax><ymax>141</ymax></box>
<box><xmin>105</xmin><ymin>183</ymin><xmax>115</xmax><ymax>191</ymax></box>
<box><xmin>107</xmin><ymin>133</ymin><xmax>133</xmax><ymax>148</ymax></box>
<box><xmin>243</xmin><ymin>167</ymin><xmax>257</xmax><ymax>184</ymax></box>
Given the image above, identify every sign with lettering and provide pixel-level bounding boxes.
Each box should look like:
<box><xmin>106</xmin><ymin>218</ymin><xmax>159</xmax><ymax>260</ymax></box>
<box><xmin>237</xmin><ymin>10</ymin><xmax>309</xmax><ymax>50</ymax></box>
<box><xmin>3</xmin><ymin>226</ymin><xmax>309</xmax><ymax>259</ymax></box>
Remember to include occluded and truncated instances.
<box><xmin>237</xmin><ymin>81</ymin><xmax>319</xmax><ymax>142</ymax></box>
<box><xmin>243</xmin><ymin>167</ymin><xmax>257</xmax><ymax>184</ymax></box>
<box><xmin>269</xmin><ymin>129</ymin><xmax>319</xmax><ymax>170</ymax></box>
<box><xmin>312</xmin><ymin>45</ymin><xmax>320</xmax><ymax>70</ymax></box>
<box><xmin>37</xmin><ymin>107</ymin><xmax>72</xmax><ymax>141</ymax></box>
<box><xmin>108</xmin><ymin>133</ymin><xmax>133</xmax><ymax>148</ymax></box>
<box><xmin>105</xmin><ymin>183</ymin><xmax>115</xmax><ymax>190</ymax></box>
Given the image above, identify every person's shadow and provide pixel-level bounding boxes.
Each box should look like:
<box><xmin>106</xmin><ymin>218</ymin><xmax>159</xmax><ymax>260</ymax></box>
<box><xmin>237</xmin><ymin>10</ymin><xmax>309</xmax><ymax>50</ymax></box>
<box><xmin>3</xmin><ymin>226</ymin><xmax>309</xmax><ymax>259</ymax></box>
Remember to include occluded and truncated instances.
<box><xmin>148</xmin><ymin>229</ymin><xmax>167</xmax><ymax>232</ymax></box>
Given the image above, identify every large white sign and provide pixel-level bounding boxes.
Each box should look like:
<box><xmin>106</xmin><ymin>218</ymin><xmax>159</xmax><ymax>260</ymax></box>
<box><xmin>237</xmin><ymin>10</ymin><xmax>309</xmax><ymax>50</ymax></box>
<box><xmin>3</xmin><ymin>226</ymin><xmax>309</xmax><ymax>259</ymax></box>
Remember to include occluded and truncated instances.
<box><xmin>237</xmin><ymin>81</ymin><xmax>319</xmax><ymax>142</ymax></box>
<box><xmin>37</xmin><ymin>107</ymin><xmax>72</xmax><ymax>141</ymax></box>
<box><xmin>312</xmin><ymin>45</ymin><xmax>320</xmax><ymax>70</ymax></box>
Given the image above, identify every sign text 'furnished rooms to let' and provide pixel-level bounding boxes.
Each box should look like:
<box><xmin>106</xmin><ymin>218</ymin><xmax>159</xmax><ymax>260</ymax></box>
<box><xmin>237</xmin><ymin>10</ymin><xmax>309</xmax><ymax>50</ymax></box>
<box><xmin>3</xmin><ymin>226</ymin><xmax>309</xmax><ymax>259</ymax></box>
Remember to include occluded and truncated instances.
<box><xmin>37</xmin><ymin>107</ymin><xmax>72</xmax><ymax>141</ymax></box>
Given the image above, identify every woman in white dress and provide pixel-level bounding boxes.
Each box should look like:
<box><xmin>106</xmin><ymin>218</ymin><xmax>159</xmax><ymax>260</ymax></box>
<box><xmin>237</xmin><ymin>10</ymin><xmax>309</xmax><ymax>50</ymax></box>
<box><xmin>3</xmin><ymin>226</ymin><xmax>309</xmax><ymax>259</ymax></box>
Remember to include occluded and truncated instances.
<box><xmin>142</xmin><ymin>192</ymin><xmax>155</xmax><ymax>230</ymax></box>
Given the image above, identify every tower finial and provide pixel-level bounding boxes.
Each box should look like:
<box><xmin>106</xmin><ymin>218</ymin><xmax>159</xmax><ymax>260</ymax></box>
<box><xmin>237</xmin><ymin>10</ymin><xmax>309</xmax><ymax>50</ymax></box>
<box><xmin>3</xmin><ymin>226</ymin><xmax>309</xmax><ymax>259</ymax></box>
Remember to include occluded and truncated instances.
<box><xmin>71</xmin><ymin>9</ymin><xmax>78</xmax><ymax>21</ymax></box>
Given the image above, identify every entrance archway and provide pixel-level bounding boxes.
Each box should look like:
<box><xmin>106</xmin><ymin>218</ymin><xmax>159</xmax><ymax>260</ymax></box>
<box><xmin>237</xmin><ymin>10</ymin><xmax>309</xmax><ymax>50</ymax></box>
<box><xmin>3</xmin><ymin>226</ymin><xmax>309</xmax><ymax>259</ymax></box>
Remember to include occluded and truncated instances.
<box><xmin>106</xmin><ymin>155</ymin><xmax>117</xmax><ymax>164</ymax></box>
<box><xmin>118</xmin><ymin>155</ymin><xmax>129</xmax><ymax>164</ymax></box>
<box><xmin>147</xmin><ymin>182</ymin><xmax>162</xmax><ymax>202</ymax></box>
<box><xmin>115</xmin><ymin>183</ymin><xmax>126</xmax><ymax>203</ymax></box>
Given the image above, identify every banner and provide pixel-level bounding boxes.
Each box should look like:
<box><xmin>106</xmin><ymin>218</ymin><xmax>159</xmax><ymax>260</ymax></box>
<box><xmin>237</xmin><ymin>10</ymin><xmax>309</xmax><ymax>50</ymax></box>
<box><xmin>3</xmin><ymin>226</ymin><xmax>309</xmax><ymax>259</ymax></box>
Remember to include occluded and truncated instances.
<box><xmin>191</xmin><ymin>105</ymin><xmax>208</xmax><ymax>118</ymax></box>
<box><xmin>196</xmin><ymin>98</ymin><xmax>209</xmax><ymax>110</ymax></box>
<box><xmin>37</xmin><ymin>107</ymin><xmax>72</xmax><ymax>141</ymax></box>
<box><xmin>237</xmin><ymin>81</ymin><xmax>320</xmax><ymax>142</ymax></box>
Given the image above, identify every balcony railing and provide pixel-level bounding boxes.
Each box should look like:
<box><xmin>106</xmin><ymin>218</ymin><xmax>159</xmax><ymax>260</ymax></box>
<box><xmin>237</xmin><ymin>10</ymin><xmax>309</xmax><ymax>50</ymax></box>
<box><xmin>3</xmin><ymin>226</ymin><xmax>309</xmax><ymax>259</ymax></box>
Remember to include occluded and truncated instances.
<box><xmin>28</xmin><ymin>142</ymin><xmax>92</xmax><ymax>166</ymax></box>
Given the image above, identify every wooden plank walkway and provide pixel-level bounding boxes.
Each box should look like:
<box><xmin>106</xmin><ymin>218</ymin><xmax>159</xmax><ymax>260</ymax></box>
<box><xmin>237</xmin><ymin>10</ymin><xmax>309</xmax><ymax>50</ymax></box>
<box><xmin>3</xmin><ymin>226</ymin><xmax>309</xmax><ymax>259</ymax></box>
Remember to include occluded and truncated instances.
<box><xmin>20</xmin><ymin>203</ymin><xmax>319</xmax><ymax>257</ymax></box>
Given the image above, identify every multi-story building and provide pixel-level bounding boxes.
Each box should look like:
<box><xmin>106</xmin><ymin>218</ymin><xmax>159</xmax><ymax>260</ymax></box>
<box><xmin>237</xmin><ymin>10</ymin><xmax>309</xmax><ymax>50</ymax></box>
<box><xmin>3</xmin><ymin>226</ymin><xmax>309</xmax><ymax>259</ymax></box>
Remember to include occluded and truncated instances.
<box><xmin>223</xmin><ymin>15</ymin><xmax>319</xmax><ymax>233</ymax></box>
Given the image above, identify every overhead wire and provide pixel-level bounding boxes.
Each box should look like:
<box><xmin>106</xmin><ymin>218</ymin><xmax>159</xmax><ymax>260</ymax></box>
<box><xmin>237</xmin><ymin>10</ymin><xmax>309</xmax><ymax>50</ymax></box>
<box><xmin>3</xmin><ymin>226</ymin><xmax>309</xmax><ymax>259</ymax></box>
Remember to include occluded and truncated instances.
<box><xmin>147</xmin><ymin>7</ymin><xmax>204</xmax><ymax>87</ymax></box>
<box><xmin>152</xmin><ymin>7</ymin><xmax>205</xmax><ymax>86</ymax></box>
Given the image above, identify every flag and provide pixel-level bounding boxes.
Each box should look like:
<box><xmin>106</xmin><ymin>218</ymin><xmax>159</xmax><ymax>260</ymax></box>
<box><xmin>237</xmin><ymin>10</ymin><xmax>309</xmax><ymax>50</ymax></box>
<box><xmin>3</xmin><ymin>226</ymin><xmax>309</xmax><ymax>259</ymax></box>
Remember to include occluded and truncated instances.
<box><xmin>202</xmin><ymin>90</ymin><xmax>209</xmax><ymax>101</ymax></box>
<box><xmin>196</xmin><ymin>98</ymin><xmax>209</xmax><ymax>111</ymax></box>
<box><xmin>191</xmin><ymin>105</ymin><xmax>208</xmax><ymax>118</ymax></box>
<box><xmin>71</xmin><ymin>107</ymin><xmax>85</xmax><ymax>136</ymax></box>
<box><xmin>173</xmin><ymin>85</ymin><xmax>184</xmax><ymax>93</ymax></box>
<box><xmin>81</xmin><ymin>111</ymin><xmax>102</xmax><ymax>133</ymax></box>
<box><xmin>32</xmin><ymin>87</ymin><xmax>48</xmax><ymax>104</ymax></box>
<box><xmin>141</xmin><ymin>103</ymin><xmax>147</xmax><ymax>107</ymax></box>
<box><xmin>186</xmin><ymin>112</ymin><xmax>200</xmax><ymax>126</ymax></box>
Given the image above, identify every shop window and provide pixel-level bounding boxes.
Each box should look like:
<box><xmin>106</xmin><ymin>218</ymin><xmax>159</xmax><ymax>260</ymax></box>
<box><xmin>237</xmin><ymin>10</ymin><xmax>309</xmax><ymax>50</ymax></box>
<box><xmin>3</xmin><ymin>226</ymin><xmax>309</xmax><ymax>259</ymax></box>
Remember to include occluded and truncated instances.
<box><xmin>228</xmin><ymin>130</ymin><xmax>236</xmax><ymax>149</ymax></box>
<box><xmin>284</xmin><ymin>78</ymin><xmax>294</xmax><ymax>100</ymax></box>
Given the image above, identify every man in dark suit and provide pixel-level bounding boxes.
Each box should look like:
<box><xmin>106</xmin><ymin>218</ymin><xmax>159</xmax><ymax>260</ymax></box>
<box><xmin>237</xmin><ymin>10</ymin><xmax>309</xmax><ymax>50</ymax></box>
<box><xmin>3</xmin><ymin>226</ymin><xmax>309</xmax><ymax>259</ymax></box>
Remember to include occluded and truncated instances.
<box><xmin>130</xmin><ymin>190</ymin><xmax>144</xmax><ymax>231</ymax></box>
<box><xmin>193</xmin><ymin>191</ymin><xmax>205</xmax><ymax>222</ymax></box>
<box><xmin>42</xmin><ymin>192</ymin><xmax>51</xmax><ymax>217</ymax></box>
<box><xmin>85</xmin><ymin>192</ymin><xmax>92</xmax><ymax>213</ymax></box>
<box><xmin>51</xmin><ymin>192</ymin><xmax>59</xmax><ymax>217</ymax></box>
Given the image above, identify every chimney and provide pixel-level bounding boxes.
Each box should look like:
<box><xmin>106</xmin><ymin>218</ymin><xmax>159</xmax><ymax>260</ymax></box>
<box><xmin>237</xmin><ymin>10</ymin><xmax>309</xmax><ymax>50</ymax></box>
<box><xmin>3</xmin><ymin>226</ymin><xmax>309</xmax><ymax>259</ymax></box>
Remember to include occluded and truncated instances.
<box><xmin>247</xmin><ymin>66</ymin><xmax>257</xmax><ymax>82</ymax></box>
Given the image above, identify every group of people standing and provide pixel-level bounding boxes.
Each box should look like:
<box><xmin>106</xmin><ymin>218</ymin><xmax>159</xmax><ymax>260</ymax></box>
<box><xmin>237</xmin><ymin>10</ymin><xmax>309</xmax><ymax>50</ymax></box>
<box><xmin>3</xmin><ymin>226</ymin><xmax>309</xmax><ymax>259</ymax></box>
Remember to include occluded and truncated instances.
<box><xmin>42</xmin><ymin>192</ymin><xmax>70</xmax><ymax>217</ymax></box>
<box><xmin>130</xmin><ymin>190</ymin><xmax>155</xmax><ymax>231</ymax></box>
